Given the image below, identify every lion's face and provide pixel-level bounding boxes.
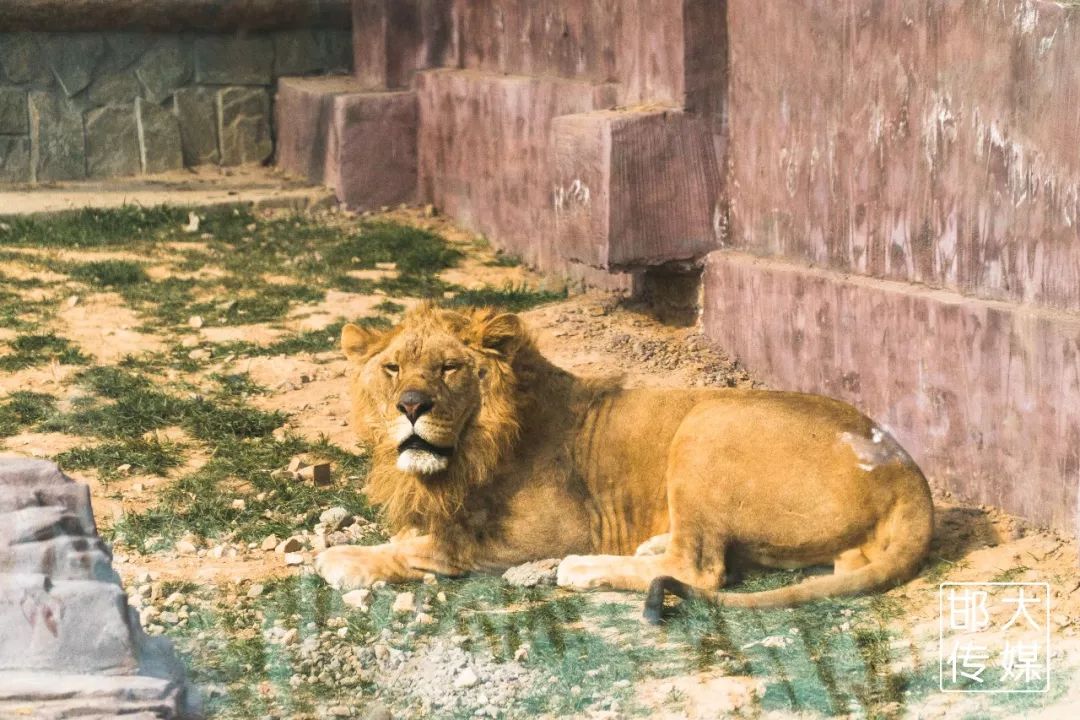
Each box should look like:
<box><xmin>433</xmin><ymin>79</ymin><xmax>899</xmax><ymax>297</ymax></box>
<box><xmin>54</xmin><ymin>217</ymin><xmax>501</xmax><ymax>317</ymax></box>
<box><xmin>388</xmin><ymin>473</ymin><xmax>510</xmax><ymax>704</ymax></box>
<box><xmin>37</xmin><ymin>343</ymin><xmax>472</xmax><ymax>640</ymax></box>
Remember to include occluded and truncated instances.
<box><xmin>341</xmin><ymin>306</ymin><xmax>524</xmax><ymax>478</ymax></box>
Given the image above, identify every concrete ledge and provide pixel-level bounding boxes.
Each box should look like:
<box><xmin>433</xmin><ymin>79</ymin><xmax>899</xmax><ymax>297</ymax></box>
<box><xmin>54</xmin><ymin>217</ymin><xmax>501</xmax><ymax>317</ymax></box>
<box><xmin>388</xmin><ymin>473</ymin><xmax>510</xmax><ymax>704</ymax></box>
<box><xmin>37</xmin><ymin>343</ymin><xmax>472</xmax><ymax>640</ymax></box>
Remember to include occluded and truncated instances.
<box><xmin>275</xmin><ymin>76</ymin><xmax>365</xmax><ymax>185</ymax></box>
<box><xmin>553</xmin><ymin>107</ymin><xmax>722</xmax><ymax>269</ymax></box>
<box><xmin>0</xmin><ymin>0</ymin><xmax>351</xmax><ymax>32</ymax></box>
<box><xmin>416</xmin><ymin>69</ymin><xmax>618</xmax><ymax>273</ymax></box>
<box><xmin>703</xmin><ymin>252</ymin><xmax>1080</xmax><ymax>534</ymax></box>
<box><xmin>276</xmin><ymin>77</ymin><xmax>416</xmax><ymax>210</ymax></box>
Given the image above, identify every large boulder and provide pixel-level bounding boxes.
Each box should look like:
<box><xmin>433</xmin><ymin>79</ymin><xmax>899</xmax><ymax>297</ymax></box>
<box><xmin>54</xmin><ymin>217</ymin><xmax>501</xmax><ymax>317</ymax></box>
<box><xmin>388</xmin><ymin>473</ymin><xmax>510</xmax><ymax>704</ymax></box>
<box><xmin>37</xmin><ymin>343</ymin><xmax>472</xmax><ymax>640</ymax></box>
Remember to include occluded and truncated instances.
<box><xmin>0</xmin><ymin>457</ymin><xmax>201</xmax><ymax>719</ymax></box>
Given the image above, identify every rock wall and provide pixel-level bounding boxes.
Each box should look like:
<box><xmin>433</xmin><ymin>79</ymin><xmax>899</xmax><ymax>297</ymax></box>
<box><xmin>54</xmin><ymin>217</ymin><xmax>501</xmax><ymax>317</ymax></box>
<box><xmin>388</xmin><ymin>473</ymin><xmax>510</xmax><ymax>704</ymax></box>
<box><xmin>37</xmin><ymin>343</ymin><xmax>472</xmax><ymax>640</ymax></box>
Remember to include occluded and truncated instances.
<box><xmin>0</xmin><ymin>457</ymin><xmax>199</xmax><ymax>719</ymax></box>
<box><xmin>0</xmin><ymin>29</ymin><xmax>352</xmax><ymax>183</ymax></box>
<box><xmin>708</xmin><ymin>0</ymin><xmax>1080</xmax><ymax>534</ymax></box>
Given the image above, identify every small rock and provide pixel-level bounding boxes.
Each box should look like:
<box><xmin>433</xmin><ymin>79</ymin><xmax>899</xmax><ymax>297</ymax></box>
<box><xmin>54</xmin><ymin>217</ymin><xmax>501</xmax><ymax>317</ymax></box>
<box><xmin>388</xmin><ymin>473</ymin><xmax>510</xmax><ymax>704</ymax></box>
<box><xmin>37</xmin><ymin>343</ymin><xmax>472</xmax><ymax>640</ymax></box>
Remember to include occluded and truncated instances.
<box><xmin>284</xmin><ymin>552</ymin><xmax>304</xmax><ymax>566</ymax></box>
<box><xmin>180</xmin><ymin>335</ymin><xmax>201</xmax><ymax>349</ymax></box>
<box><xmin>65</xmin><ymin>295</ymin><xmax>79</xmax><ymax>307</ymax></box>
<box><xmin>328</xmin><ymin>706</ymin><xmax>350</xmax><ymax>717</ymax></box>
<box><xmin>514</xmin><ymin>645</ymin><xmax>529</xmax><ymax>662</ymax></box>
<box><xmin>188</xmin><ymin>348</ymin><xmax>211</xmax><ymax>361</ymax></box>
<box><xmin>175</xmin><ymin>539</ymin><xmax>198</xmax><ymax>554</ymax></box>
<box><xmin>159</xmin><ymin>611</ymin><xmax>180</xmax><ymax>625</ymax></box>
<box><xmin>209</xmin><ymin>545</ymin><xmax>225</xmax><ymax>559</ymax></box>
<box><xmin>248</xmin><ymin>584</ymin><xmax>265</xmax><ymax>598</ymax></box>
<box><xmin>282</xmin><ymin>628</ymin><xmax>299</xmax><ymax>645</ymax></box>
<box><xmin>188</xmin><ymin>314</ymin><xmax>204</xmax><ymax>329</ymax></box>
<box><xmin>392</xmin><ymin>591</ymin><xmax>416</xmax><ymax>614</ymax></box>
<box><xmin>502</xmin><ymin>558</ymin><xmax>560</xmax><ymax>587</ymax></box>
<box><xmin>231</xmin><ymin>498</ymin><xmax>246</xmax><ymax>511</ymax></box>
<box><xmin>298</xmin><ymin>463</ymin><xmax>332</xmax><ymax>486</ymax></box>
<box><xmin>453</xmin><ymin>667</ymin><xmax>479</xmax><ymax>689</ymax></box>
<box><xmin>343</xmin><ymin>589</ymin><xmax>370</xmax><ymax>609</ymax></box>
<box><xmin>414</xmin><ymin>612</ymin><xmax>436</xmax><ymax>626</ymax></box>
<box><xmin>183</xmin><ymin>212</ymin><xmax>200</xmax><ymax>233</ymax></box>
<box><xmin>375</xmin><ymin>261</ymin><xmax>397</xmax><ymax>271</ymax></box>
<box><xmin>115</xmin><ymin>463</ymin><xmax>131</xmax><ymax>474</ymax></box>
<box><xmin>287</xmin><ymin>457</ymin><xmax>305</xmax><ymax>473</ymax></box>
<box><xmin>276</xmin><ymin>536</ymin><xmax>303</xmax><ymax>554</ymax></box>
<box><xmin>361</xmin><ymin>703</ymin><xmax>392</xmax><ymax>720</ymax></box>
<box><xmin>320</xmin><ymin>507</ymin><xmax>351</xmax><ymax>531</ymax></box>
<box><xmin>261</xmin><ymin>534</ymin><xmax>279</xmax><ymax>551</ymax></box>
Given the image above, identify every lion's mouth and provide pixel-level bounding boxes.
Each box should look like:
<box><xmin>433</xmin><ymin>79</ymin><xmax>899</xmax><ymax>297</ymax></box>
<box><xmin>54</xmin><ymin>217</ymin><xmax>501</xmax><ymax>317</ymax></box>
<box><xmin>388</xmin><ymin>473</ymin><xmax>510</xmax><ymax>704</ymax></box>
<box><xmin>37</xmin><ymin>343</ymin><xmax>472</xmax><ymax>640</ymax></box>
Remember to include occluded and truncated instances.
<box><xmin>397</xmin><ymin>435</ymin><xmax>454</xmax><ymax>458</ymax></box>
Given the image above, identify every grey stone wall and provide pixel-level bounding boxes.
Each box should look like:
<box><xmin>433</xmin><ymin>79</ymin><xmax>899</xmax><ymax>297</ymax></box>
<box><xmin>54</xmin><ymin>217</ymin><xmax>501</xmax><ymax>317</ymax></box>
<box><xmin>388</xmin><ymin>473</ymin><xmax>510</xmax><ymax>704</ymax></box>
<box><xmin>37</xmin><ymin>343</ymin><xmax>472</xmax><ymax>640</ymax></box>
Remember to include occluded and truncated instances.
<box><xmin>0</xmin><ymin>29</ymin><xmax>352</xmax><ymax>183</ymax></box>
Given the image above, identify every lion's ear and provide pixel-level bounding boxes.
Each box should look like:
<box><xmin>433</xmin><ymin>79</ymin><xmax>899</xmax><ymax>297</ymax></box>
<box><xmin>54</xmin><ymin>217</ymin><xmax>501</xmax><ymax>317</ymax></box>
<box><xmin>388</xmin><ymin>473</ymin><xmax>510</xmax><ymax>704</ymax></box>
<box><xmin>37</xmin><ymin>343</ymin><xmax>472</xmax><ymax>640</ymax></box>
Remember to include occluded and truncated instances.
<box><xmin>479</xmin><ymin>313</ymin><xmax>525</xmax><ymax>358</ymax></box>
<box><xmin>341</xmin><ymin>323</ymin><xmax>382</xmax><ymax>360</ymax></box>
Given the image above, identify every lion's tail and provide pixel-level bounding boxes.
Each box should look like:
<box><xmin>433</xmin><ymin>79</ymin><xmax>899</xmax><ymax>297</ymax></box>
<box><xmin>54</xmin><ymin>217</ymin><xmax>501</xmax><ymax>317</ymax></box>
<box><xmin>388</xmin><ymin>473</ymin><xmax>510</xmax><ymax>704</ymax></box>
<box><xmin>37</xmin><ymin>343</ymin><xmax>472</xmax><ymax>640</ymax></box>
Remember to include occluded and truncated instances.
<box><xmin>643</xmin><ymin>489</ymin><xmax>933</xmax><ymax>622</ymax></box>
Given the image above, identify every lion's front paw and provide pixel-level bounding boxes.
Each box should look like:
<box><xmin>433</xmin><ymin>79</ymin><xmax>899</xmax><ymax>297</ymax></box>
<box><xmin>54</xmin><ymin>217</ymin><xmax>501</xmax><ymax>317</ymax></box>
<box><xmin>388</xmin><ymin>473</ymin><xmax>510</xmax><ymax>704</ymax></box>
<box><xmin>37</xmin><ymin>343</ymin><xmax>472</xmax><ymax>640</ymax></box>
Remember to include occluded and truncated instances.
<box><xmin>556</xmin><ymin>555</ymin><xmax>612</xmax><ymax>591</ymax></box>
<box><xmin>315</xmin><ymin>546</ymin><xmax>385</xmax><ymax>590</ymax></box>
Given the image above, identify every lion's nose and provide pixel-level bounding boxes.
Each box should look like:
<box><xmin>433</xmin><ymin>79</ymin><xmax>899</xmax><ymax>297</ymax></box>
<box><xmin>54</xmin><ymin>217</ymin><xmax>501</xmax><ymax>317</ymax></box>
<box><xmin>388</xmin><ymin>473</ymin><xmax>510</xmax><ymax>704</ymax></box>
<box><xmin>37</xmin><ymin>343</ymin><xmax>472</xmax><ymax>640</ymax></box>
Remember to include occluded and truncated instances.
<box><xmin>397</xmin><ymin>389</ymin><xmax>434</xmax><ymax>423</ymax></box>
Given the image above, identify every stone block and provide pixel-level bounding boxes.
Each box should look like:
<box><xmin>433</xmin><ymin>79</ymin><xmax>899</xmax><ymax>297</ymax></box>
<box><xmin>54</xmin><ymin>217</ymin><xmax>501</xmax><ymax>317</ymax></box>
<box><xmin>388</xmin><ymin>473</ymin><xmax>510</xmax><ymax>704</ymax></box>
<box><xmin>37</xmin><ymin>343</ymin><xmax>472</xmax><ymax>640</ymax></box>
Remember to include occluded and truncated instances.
<box><xmin>725</xmin><ymin>0</ymin><xmax>1080</xmax><ymax>312</ymax></box>
<box><xmin>330</xmin><ymin>89</ymin><xmax>417</xmax><ymax>210</ymax></box>
<box><xmin>702</xmin><ymin>252</ymin><xmax>1080</xmax><ymax>534</ymax></box>
<box><xmin>194</xmin><ymin>36</ymin><xmax>273</xmax><ymax>85</ymax></box>
<box><xmin>28</xmin><ymin>92</ymin><xmax>86</xmax><ymax>182</ymax></box>
<box><xmin>352</xmin><ymin>0</ymin><xmax>456</xmax><ymax>89</ymax></box>
<box><xmin>273</xmin><ymin>29</ymin><xmax>325</xmax><ymax>76</ymax></box>
<box><xmin>275</xmin><ymin>76</ymin><xmax>363</xmax><ymax>184</ymax></box>
<box><xmin>86</xmin><ymin>71</ymin><xmax>141</xmax><ymax>107</ymax></box>
<box><xmin>136</xmin><ymin>97</ymin><xmax>183</xmax><ymax>174</ymax></box>
<box><xmin>103</xmin><ymin>33</ymin><xmax>155</xmax><ymax>71</ymax></box>
<box><xmin>45</xmin><ymin>34</ymin><xmax>105</xmax><ymax>97</ymax></box>
<box><xmin>0</xmin><ymin>87</ymin><xmax>28</xmax><ymax>134</ymax></box>
<box><xmin>0</xmin><ymin>35</ymin><xmax>53</xmax><ymax>85</ymax></box>
<box><xmin>553</xmin><ymin>107</ymin><xmax>723</xmax><ymax>269</ymax></box>
<box><xmin>320</xmin><ymin>29</ymin><xmax>355</xmax><ymax>73</ymax></box>
<box><xmin>134</xmin><ymin>40</ymin><xmax>192</xmax><ymax>105</ymax></box>
<box><xmin>84</xmin><ymin>104</ymin><xmax>140</xmax><ymax>178</ymax></box>
<box><xmin>0</xmin><ymin>458</ymin><xmax>199</xmax><ymax>718</ymax></box>
<box><xmin>173</xmin><ymin>86</ymin><xmax>219</xmax><ymax>165</ymax></box>
<box><xmin>0</xmin><ymin>577</ymin><xmax>138</xmax><ymax>674</ymax></box>
<box><xmin>0</xmin><ymin>137</ymin><xmax>31</xmax><ymax>183</ymax></box>
<box><xmin>416</xmin><ymin>69</ymin><xmax>609</xmax><ymax>269</ymax></box>
<box><xmin>216</xmin><ymin>87</ymin><xmax>272</xmax><ymax>165</ymax></box>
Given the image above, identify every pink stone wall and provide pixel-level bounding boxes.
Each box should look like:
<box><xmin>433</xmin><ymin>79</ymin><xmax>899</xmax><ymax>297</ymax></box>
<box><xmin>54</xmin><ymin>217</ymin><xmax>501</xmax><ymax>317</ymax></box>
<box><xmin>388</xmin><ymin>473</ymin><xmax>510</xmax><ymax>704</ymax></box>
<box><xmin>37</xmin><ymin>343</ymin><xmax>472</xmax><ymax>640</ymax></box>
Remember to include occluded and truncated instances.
<box><xmin>703</xmin><ymin>253</ymin><xmax>1080</xmax><ymax>532</ymax></box>
<box><xmin>415</xmin><ymin>69</ymin><xmax>617</xmax><ymax>271</ymax></box>
<box><xmin>726</xmin><ymin>0</ymin><xmax>1080</xmax><ymax>312</ymax></box>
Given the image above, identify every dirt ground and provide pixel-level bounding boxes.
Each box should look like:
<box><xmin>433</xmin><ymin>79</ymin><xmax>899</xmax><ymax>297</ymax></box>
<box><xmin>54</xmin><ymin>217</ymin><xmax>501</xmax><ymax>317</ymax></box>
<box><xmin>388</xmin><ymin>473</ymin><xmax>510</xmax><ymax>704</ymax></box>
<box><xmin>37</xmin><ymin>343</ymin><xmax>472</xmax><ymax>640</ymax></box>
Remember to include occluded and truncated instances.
<box><xmin>1</xmin><ymin>201</ymin><xmax>1078</xmax><ymax>719</ymax></box>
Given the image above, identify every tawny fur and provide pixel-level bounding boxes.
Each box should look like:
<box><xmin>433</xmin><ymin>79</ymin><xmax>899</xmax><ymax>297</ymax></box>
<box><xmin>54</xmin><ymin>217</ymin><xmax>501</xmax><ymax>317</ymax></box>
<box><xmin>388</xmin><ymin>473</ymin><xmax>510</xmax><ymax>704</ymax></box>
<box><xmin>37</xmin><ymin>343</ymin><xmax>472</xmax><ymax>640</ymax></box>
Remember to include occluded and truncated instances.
<box><xmin>316</xmin><ymin>304</ymin><xmax>935</xmax><ymax>610</ymax></box>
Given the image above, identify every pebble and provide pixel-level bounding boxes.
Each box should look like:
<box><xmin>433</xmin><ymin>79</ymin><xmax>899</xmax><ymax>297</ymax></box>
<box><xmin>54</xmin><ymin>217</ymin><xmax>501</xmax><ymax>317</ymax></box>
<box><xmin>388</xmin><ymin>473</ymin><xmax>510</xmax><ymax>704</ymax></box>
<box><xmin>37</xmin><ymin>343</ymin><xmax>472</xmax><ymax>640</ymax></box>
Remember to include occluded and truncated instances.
<box><xmin>277</xmin><ymin>536</ymin><xmax>303</xmax><ymax>554</ymax></box>
<box><xmin>453</xmin><ymin>668</ymin><xmax>479</xmax><ymax>689</ymax></box>
<box><xmin>320</xmin><ymin>507</ymin><xmax>351</xmax><ymax>531</ymax></box>
<box><xmin>391</xmin><ymin>592</ymin><xmax>416</xmax><ymax>614</ymax></box>
<box><xmin>188</xmin><ymin>315</ymin><xmax>204</xmax><ymax>329</ymax></box>
<box><xmin>343</xmin><ymin>589</ymin><xmax>371</xmax><ymax>609</ymax></box>
<box><xmin>284</xmin><ymin>552</ymin><xmax>304</xmax><ymax>566</ymax></box>
<box><xmin>248</xmin><ymin>584</ymin><xmax>265</xmax><ymax>599</ymax></box>
<box><xmin>261</xmin><ymin>534</ymin><xmax>280</xmax><ymax>551</ymax></box>
<box><xmin>175</xmin><ymin>539</ymin><xmax>198</xmax><ymax>555</ymax></box>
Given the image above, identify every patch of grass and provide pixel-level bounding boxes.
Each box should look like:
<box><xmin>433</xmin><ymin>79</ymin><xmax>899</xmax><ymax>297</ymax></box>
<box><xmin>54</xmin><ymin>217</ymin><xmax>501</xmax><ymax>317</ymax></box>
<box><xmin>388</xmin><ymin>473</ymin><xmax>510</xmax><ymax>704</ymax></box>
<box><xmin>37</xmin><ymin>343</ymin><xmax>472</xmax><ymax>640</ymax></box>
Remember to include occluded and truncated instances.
<box><xmin>45</xmin><ymin>366</ymin><xmax>284</xmax><ymax>441</ymax></box>
<box><xmin>0</xmin><ymin>390</ymin><xmax>57</xmax><ymax>437</ymax></box>
<box><xmin>445</xmin><ymin>283</ymin><xmax>567</xmax><ymax>312</ymax></box>
<box><xmin>67</xmin><ymin>259</ymin><xmax>150</xmax><ymax>287</ymax></box>
<box><xmin>107</xmin><ymin>435</ymin><xmax>372</xmax><ymax>548</ymax></box>
<box><xmin>212</xmin><ymin>372</ymin><xmax>268</xmax><ymax>397</ymax></box>
<box><xmin>0</xmin><ymin>332</ymin><xmax>90</xmax><ymax>371</ymax></box>
<box><xmin>0</xmin><ymin>206</ymin><xmax>190</xmax><ymax>248</ymax></box>
<box><xmin>373</xmin><ymin>299</ymin><xmax>405</xmax><ymax>314</ymax></box>
<box><xmin>55</xmin><ymin>438</ymin><xmax>185</xmax><ymax>480</ymax></box>
<box><xmin>319</xmin><ymin>222</ymin><xmax>462</xmax><ymax>277</ymax></box>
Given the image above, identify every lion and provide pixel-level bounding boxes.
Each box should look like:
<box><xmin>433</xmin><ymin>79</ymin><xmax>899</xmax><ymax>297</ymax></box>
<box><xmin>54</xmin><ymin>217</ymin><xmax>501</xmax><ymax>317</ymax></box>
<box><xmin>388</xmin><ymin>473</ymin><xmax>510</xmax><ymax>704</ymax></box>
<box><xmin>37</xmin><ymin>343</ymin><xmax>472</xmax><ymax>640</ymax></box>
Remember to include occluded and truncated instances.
<box><xmin>316</xmin><ymin>304</ymin><xmax>934</xmax><ymax>620</ymax></box>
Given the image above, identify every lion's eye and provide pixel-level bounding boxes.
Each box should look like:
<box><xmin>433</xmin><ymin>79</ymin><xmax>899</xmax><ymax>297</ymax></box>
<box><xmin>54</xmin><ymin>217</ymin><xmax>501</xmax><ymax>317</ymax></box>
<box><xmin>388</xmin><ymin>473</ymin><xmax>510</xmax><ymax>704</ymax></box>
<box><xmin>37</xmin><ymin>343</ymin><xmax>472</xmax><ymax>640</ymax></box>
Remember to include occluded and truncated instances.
<box><xmin>382</xmin><ymin>362</ymin><xmax>399</xmax><ymax>375</ymax></box>
<box><xmin>442</xmin><ymin>362</ymin><xmax>462</xmax><ymax>375</ymax></box>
